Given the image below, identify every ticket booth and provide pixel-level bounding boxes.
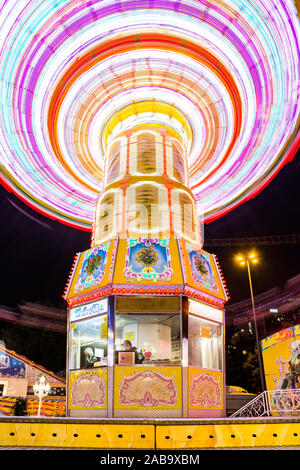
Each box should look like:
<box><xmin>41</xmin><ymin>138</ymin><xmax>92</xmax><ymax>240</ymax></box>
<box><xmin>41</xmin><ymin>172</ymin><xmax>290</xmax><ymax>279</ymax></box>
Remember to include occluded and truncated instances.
<box><xmin>65</xmin><ymin>237</ymin><xmax>227</xmax><ymax>418</ymax></box>
<box><xmin>64</xmin><ymin>126</ymin><xmax>228</xmax><ymax>418</ymax></box>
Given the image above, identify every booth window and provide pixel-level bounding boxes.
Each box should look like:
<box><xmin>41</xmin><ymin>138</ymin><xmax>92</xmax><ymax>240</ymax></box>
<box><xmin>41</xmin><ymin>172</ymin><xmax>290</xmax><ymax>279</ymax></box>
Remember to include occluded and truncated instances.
<box><xmin>188</xmin><ymin>315</ymin><xmax>223</xmax><ymax>370</ymax></box>
<box><xmin>115</xmin><ymin>313</ymin><xmax>181</xmax><ymax>364</ymax></box>
<box><xmin>134</xmin><ymin>184</ymin><xmax>159</xmax><ymax>233</ymax></box>
<box><xmin>107</xmin><ymin>140</ymin><xmax>120</xmax><ymax>184</ymax></box>
<box><xmin>70</xmin><ymin>314</ymin><xmax>108</xmax><ymax>370</ymax></box>
<box><xmin>172</xmin><ymin>142</ymin><xmax>185</xmax><ymax>183</ymax></box>
<box><xmin>137</xmin><ymin>133</ymin><xmax>156</xmax><ymax>173</ymax></box>
<box><xmin>179</xmin><ymin>192</ymin><xmax>196</xmax><ymax>240</ymax></box>
<box><xmin>96</xmin><ymin>193</ymin><xmax>115</xmax><ymax>236</ymax></box>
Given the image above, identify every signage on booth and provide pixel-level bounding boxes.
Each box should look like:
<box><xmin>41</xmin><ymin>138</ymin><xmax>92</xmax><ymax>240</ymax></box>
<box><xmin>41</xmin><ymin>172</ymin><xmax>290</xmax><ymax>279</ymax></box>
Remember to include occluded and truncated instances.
<box><xmin>70</xmin><ymin>298</ymin><xmax>108</xmax><ymax>322</ymax></box>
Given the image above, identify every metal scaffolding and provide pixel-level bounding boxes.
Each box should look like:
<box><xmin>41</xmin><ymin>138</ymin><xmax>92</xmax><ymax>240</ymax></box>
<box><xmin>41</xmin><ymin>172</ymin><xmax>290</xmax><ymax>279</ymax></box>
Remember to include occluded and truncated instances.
<box><xmin>204</xmin><ymin>234</ymin><xmax>300</xmax><ymax>247</ymax></box>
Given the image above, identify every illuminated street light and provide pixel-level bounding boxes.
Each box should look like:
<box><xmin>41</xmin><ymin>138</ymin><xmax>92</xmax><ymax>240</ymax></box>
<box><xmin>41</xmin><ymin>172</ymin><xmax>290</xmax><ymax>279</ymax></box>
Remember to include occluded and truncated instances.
<box><xmin>235</xmin><ymin>252</ymin><xmax>265</xmax><ymax>392</ymax></box>
<box><xmin>33</xmin><ymin>374</ymin><xmax>51</xmax><ymax>417</ymax></box>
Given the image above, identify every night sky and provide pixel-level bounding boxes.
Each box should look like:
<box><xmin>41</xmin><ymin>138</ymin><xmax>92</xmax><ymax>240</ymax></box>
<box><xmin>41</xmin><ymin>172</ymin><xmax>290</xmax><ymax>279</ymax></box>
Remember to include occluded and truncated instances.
<box><xmin>0</xmin><ymin>149</ymin><xmax>299</xmax><ymax>311</ymax></box>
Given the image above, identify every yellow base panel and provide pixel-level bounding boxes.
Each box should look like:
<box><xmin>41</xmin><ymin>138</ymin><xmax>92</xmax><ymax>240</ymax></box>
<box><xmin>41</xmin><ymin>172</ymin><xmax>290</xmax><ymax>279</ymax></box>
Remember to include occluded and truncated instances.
<box><xmin>0</xmin><ymin>422</ymin><xmax>155</xmax><ymax>449</ymax></box>
<box><xmin>156</xmin><ymin>422</ymin><xmax>300</xmax><ymax>449</ymax></box>
<box><xmin>0</xmin><ymin>419</ymin><xmax>299</xmax><ymax>449</ymax></box>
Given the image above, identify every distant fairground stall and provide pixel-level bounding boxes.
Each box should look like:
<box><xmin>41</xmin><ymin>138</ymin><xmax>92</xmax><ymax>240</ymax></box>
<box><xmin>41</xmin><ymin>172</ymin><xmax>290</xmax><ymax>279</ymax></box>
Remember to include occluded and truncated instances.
<box><xmin>0</xmin><ymin>344</ymin><xmax>65</xmax><ymax>416</ymax></box>
<box><xmin>231</xmin><ymin>324</ymin><xmax>300</xmax><ymax>417</ymax></box>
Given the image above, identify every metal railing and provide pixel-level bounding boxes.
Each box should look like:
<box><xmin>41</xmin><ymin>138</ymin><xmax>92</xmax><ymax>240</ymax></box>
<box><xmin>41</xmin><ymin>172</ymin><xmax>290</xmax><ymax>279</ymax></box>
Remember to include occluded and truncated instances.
<box><xmin>230</xmin><ymin>389</ymin><xmax>300</xmax><ymax>417</ymax></box>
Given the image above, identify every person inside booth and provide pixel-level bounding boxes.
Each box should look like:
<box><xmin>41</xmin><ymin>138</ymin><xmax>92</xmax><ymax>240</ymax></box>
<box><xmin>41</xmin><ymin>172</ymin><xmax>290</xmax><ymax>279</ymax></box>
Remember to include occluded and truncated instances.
<box><xmin>116</xmin><ymin>340</ymin><xmax>144</xmax><ymax>364</ymax></box>
<box><xmin>122</xmin><ymin>340</ymin><xmax>135</xmax><ymax>351</ymax></box>
<box><xmin>82</xmin><ymin>347</ymin><xmax>98</xmax><ymax>368</ymax></box>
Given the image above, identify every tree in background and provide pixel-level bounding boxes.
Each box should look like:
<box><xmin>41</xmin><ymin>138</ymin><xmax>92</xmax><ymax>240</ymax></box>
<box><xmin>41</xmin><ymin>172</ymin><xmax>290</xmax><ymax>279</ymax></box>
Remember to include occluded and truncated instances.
<box><xmin>10</xmin><ymin>397</ymin><xmax>27</xmax><ymax>416</ymax></box>
<box><xmin>226</xmin><ymin>330</ymin><xmax>260</xmax><ymax>393</ymax></box>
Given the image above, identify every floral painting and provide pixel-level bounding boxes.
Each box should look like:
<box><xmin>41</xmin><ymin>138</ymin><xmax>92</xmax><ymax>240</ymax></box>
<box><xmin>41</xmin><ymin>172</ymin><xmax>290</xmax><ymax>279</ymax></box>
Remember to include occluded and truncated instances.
<box><xmin>187</xmin><ymin>244</ymin><xmax>218</xmax><ymax>293</ymax></box>
<box><xmin>75</xmin><ymin>243</ymin><xmax>109</xmax><ymax>292</ymax></box>
<box><xmin>123</xmin><ymin>238</ymin><xmax>173</xmax><ymax>282</ymax></box>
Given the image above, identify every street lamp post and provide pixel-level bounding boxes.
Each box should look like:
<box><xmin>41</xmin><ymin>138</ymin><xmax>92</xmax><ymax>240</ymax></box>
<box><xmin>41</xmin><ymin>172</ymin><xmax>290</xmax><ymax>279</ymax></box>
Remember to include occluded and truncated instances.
<box><xmin>236</xmin><ymin>252</ymin><xmax>266</xmax><ymax>393</ymax></box>
<box><xmin>33</xmin><ymin>374</ymin><xmax>51</xmax><ymax>417</ymax></box>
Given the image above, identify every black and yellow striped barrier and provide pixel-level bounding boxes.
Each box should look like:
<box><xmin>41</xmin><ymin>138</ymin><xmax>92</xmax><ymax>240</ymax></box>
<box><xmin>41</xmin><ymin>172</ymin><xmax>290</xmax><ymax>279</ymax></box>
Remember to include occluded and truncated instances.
<box><xmin>0</xmin><ymin>417</ymin><xmax>299</xmax><ymax>449</ymax></box>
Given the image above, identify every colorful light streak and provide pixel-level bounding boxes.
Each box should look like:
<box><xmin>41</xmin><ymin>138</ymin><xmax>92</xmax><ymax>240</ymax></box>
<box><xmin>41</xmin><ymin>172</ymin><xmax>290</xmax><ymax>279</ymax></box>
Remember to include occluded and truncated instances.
<box><xmin>0</xmin><ymin>0</ymin><xmax>299</xmax><ymax>229</ymax></box>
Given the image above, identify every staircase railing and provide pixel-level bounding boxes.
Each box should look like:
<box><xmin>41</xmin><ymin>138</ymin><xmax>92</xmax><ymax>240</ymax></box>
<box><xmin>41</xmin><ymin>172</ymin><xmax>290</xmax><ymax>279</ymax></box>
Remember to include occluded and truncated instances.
<box><xmin>230</xmin><ymin>389</ymin><xmax>300</xmax><ymax>418</ymax></box>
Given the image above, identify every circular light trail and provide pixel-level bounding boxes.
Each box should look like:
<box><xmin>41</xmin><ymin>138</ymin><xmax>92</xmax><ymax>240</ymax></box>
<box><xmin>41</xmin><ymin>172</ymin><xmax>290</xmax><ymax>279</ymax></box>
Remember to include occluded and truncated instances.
<box><xmin>0</xmin><ymin>0</ymin><xmax>299</xmax><ymax>230</ymax></box>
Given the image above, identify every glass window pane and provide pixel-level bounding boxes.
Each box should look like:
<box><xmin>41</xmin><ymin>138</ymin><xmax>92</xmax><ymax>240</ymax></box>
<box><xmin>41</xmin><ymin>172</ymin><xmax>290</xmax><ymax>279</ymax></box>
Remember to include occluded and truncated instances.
<box><xmin>70</xmin><ymin>314</ymin><xmax>107</xmax><ymax>370</ymax></box>
<box><xmin>107</xmin><ymin>141</ymin><xmax>120</xmax><ymax>184</ymax></box>
<box><xmin>172</xmin><ymin>142</ymin><xmax>185</xmax><ymax>183</ymax></box>
<box><xmin>115</xmin><ymin>313</ymin><xmax>181</xmax><ymax>364</ymax></box>
<box><xmin>137</xmin><ymin>133</ymin><xmax>156</xmax><ymax>173</ymax></box>
<box><xmin>188</xmin><ymin>315</ymin><xmax>223</xmax><ymax>370</ymax></box>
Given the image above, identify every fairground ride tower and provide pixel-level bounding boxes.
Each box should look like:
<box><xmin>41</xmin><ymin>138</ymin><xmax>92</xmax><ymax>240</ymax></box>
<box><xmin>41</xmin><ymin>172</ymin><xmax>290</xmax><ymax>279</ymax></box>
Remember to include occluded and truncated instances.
<box><xmin>64</xmin><ymin>119</ymin><xmax>228</xmax><ymax>418</ymax></box>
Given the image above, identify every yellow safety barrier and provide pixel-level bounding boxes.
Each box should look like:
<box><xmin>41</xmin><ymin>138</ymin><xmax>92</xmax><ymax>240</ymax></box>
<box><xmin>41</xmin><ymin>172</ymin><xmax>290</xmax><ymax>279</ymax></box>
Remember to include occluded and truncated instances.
<box><xmin>0</xmin><ymin>418</ymin><xmax>299</xmax><ymax>449</ymax></box>
<box><xmin>0</xmin><ymin>420</ymin><xmax>155</xmax><ymax>449</ymax></box>
<box><xmin>156</xmin><ymin>420</ymin><xmax>300</xmax><ymax>449</ymax></box>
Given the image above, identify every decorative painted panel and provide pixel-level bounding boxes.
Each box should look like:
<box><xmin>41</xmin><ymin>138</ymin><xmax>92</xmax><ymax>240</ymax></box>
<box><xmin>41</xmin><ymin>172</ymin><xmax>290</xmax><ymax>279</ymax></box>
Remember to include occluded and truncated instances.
<box><xmin>262</xmin><ymin>325</ymin><xmax>298</xmax><ymax>394</ymax></box>
<box><xmin>75</xmin><ymin>244</ymin><xmax>110</xmax><ymax>292</ymax></box>
<box><xmin>179</xmin><ymin>239</ymin><xmax>226</xmax><ymax>301</ymax></box>
<box><xmin>188</xmin><ymin>367</ymin><xmax>223</xmax><ymax>410</ymax></box>
<box><xmin>114</xmin><ymin>366</ymin><xmax>181</xmax><ymax>410</ymax></box>
<box><xmin>0</xmin><ymin>351</ymin><xmax>26</xmax><ymax>378</ymax></box>
<box><xmin>66</xmin><ymin>238</ymin><xmax>117</xmax><ymax>299</ymax></box>
<box><xmin>114</xmin><ymin>238</ymin><xmax>183</xmax><ymax>285</ymax></box>
<box><xmin>0</xmin><ymin>397</ymin><xmax>65</xmax><ymax>417</ymax></box>
<box><xmin>68</xmin><ymin>369</ymin><xmax>107</xmax><ymax>410</ymax></box>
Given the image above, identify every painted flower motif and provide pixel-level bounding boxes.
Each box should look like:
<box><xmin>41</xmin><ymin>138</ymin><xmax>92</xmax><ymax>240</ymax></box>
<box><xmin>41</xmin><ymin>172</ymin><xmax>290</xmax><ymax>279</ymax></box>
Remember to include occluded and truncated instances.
<box><xmin>85</xmin><ymin>253</ymin><xmax>103</xmax><ymax>275</ymax></box>
<box><xmin>194</xmin><ymin>256</ymin><xmax>208</xmax><ymax>276</ymax></box>
<box><xmin>135</xmin><ymin>245</ymin><xmax>159</xmax><ymax>267</ymax></box>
